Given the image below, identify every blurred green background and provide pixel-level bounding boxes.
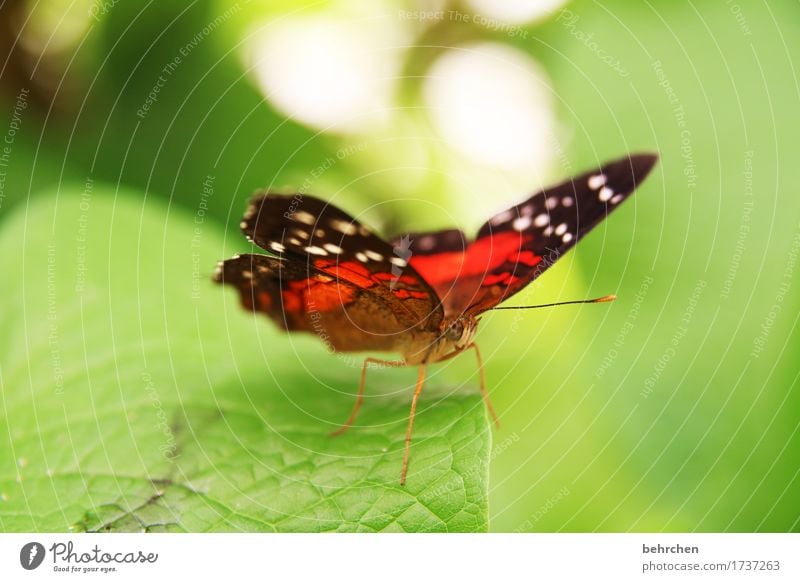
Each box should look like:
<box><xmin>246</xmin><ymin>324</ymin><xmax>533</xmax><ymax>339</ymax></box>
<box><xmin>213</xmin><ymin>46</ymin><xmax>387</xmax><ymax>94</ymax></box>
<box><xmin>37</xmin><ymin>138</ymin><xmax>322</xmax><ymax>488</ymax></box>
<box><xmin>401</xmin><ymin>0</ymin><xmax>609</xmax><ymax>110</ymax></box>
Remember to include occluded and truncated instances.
<box><xmin>1</xmin><ymin>0</ymin><xmax>798</xmax><ymax>532</ymax></box>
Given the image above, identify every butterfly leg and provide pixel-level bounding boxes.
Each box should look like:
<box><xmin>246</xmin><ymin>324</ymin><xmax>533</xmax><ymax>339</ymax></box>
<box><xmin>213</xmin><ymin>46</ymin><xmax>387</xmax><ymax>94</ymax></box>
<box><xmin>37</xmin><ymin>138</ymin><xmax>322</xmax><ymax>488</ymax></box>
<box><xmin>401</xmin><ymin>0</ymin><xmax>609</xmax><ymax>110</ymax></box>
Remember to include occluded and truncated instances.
<box><xmin>401</xmin><ymin>365</ymin><xmax>427</xmax><ymax>486</ymax></box>
<box><xmin>432</xmin><ymin>344</ymin><xmax>501</xmax><ymax>428</ymax></box>
<box><xmin>330</xmin><ymin>357</ymin><xmax>406</xmax><ymax>437</ymax></box>
<box><xmin>467</xmin><ymin>343</ymin><xmax>500</xmax><ymax>429</ymax></box>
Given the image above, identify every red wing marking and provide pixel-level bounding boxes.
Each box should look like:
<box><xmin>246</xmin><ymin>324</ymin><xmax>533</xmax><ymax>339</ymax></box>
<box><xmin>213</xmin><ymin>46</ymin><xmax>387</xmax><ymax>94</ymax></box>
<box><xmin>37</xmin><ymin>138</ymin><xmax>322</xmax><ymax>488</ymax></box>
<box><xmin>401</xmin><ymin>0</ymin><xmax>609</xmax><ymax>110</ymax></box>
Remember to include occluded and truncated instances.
<box><xmin>213</xmin><ymin>253</ymin><xmax>423</xmax><ymax>353</ymax></box>
<box><xmin>314</xmin><ymin>259</ymin><xmax>376</xmax><ymax>290</ymax></box>
<box><xmin>408</xmin><ymin>231</ymin><xmax>530</xmax><ymax>285</ymax></box>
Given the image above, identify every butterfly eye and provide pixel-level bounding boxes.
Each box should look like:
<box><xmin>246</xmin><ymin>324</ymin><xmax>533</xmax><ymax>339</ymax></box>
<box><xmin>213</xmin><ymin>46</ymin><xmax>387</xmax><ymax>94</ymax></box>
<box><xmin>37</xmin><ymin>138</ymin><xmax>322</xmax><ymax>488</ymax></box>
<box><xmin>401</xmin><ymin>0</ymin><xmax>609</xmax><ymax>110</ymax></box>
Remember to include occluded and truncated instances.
<box><xmin>446</xmin><ymin>320</ymin><xmax>464</xmax><ymax>342</ymax></box>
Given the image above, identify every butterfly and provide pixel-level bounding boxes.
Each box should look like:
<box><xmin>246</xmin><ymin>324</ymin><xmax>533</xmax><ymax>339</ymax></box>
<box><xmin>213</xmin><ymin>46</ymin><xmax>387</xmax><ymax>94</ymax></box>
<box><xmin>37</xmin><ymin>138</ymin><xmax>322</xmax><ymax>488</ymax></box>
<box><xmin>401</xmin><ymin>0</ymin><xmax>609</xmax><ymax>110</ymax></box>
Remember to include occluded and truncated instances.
<box><xmin>214</xmin><ymin>153</ymin><xmax>658</xmax><ymax>485</ymax></box>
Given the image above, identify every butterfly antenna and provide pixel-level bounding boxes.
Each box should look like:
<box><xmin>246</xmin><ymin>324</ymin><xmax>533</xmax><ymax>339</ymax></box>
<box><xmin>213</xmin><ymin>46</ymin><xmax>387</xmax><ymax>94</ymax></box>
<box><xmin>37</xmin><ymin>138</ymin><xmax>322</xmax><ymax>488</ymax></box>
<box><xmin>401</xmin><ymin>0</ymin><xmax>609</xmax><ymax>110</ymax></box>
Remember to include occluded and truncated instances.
<box><xmin>492</xmin><ymin>294</ymin><xmax>617</xmax><ymax>310</ymax></box>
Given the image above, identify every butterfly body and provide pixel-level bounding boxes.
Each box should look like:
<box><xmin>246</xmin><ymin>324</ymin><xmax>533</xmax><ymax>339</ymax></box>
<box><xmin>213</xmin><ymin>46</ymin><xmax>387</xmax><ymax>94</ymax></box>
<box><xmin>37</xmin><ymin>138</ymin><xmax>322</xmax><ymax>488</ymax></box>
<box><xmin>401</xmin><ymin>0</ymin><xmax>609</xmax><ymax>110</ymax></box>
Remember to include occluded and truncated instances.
<box><xmin>214</xmin><ymin>153</ymin><xmax>658</xmax><ymax>484</ymax></box>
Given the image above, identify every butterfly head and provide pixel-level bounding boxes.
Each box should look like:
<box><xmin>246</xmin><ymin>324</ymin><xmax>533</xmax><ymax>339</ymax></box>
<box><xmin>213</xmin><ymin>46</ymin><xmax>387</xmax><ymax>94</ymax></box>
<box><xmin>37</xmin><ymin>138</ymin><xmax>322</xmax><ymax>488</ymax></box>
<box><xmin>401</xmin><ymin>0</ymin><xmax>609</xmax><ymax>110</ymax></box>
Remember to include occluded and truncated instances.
<box><xmin>441</xmin><ymin>316</ymin><xmax>478</xmax><ymax>352</ymax></box>
<box><xmin>442</xmin><ymin>317</ymin><xmax>471</xmax><ymax>347</ymax></box>
<box><xmin>406</xmin><ymin>315</ymin><xmax>478</xmax><ymax>365</ymax></box>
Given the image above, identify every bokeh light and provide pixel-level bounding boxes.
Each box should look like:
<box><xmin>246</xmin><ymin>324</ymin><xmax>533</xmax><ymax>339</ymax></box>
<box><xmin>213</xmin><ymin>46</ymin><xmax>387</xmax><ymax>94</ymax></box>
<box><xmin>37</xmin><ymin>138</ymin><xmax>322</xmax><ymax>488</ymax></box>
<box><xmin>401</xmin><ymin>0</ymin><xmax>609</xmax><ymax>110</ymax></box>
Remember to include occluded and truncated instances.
<box><xmin>424</xmin><ymin>42</ymin><xmax>558</xmax><ymax>175</ymax></box>
<box><xmin>247</xmin><ymin>13</ymin><xmax>407</xmax><ymax>133</ymax></box>
<box><xmin>466</xmin><ymin>0</ymin><xmax>569</xmax><ymax>25</ymax></box>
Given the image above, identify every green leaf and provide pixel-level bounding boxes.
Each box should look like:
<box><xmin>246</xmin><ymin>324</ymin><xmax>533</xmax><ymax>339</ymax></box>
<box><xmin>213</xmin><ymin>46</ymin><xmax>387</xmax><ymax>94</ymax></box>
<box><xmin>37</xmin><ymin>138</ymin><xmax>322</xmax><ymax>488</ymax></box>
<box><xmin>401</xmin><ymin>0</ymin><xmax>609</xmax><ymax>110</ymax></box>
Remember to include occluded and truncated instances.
<box><xmin>0</xmin><ymin>188</ymin><xmax>491</xmax><ymax>532</ymax></box>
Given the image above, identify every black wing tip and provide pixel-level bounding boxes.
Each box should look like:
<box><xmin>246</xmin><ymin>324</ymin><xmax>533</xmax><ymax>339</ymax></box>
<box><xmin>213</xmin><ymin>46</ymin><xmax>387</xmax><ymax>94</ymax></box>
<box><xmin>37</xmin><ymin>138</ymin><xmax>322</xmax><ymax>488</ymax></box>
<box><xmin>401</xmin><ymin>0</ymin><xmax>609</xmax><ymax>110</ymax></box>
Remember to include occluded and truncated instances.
<box><xmin>599</xmin><ymin>152</ymin><xmax>659</xmax><ymax>191</ymax></box>
<box><xmin>210</xmin><ymin>255</ymin><xmax>240</xmax><ymax>284</ymax></box>
<box><xmin>240</xmin><ymin>191</ymin><xmax>308</xmax><ymax>238</ymax></box>
<box><xmin>626</xmin><ymin>151</ymin><xmax>659</xmax><ymax>182</ymax></box>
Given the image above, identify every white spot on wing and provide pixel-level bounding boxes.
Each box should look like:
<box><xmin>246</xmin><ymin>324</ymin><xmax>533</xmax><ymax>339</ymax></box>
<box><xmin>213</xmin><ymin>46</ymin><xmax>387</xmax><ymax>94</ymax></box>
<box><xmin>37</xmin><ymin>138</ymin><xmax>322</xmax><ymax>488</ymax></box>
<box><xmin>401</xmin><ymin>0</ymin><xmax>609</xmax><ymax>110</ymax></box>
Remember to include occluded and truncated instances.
<box><xmin>562</xmin><ymin>196</ymin><xmax>574</xmax><ymax>207</ymax></box>
<box><xmin>390</xmin><ymin>257</ymin><xmax>407</xmax><ymax>267</ymax></box>
<box><xmin>555</xmin><ymin>223</ymin><xmax>568</xmax><ymax>236</ymax></box>
<box><xmin>588</xmin><ymin>173</ymin><xmax>607</xmax><ymax>190</ymax></box>
<box><xmin>270</xmin><ymin>242</ymin><xmax>286</xmax><ymax>253</ymax></box>
<box><xmin>323</xmin><ymin>243</ymin><xmax>343</xmax><ymax>254</ymax></box>
<box><xmin>304</xmin><ymin>245</ymin><xmax>327</xmax><ymax>256</ymax></box>
<box><xmin>355</xmin><ymin>252</ymin><xmax>368</xmax><ymax>262</ymax></box>
<box><xmin>294</xmin><ymin>210</ymin><xmax>316</xmax><ymax>225</ymax></box>
<box><xmin>512</xmin><ymin>216</ymin><xmax>532</xmax><ymax>231</ymax></box>
<box><xmin>562</xmin><ymin>232</ymin><xmax>573</xmax><ymax>243</ymax></box>
<box><xmin>610</xmin><ymin>193</ymin><xmax>624</xmax><ymax>204</ymax></box>
<box><xmin>365</xmin><ymin>250</ymin><xmax>384</xmax><ymax>261</ymax></box>
<box><xmin>599</xmin><ymin>186</ymin><xmax>614</xmax><ymax>202</ymax></box>
<box><xmin>330</xmin><ymin>219</ymin><xmax>357</xmax><ymax>235</ymax></box>
<box><xmin>533</xmin><ymin>213</ymin><xmax>549</xmax><ymax>227</ymax></box>
<box><xmin>418</xmin><ymin>235</ymin><xmax>436</xmax><ymax>251</ymax></box>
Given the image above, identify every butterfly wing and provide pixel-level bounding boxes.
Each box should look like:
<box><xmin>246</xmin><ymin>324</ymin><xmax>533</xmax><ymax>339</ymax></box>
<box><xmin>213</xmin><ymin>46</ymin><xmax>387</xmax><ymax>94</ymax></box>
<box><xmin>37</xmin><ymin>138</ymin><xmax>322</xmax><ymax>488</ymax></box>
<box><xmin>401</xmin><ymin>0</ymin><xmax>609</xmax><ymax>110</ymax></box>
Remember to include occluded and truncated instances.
<box><xmin>403</xmin><ymin>154</ymin><xmax>659</xmax><ymax>317</ymax></box>
<box><xmin>389</xmin><ymin>229</ymin><xmax>470</xmax><ymax>316</ymax></box>
<box><xmin>215</xmin><ymin>194</ymin><xmax>444</xmax><ymax>352</ymax></box>
<box><xmin>214</xmin><ymin>253</ymin><xmax>426</xmax><ymax>352</ymax></box>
